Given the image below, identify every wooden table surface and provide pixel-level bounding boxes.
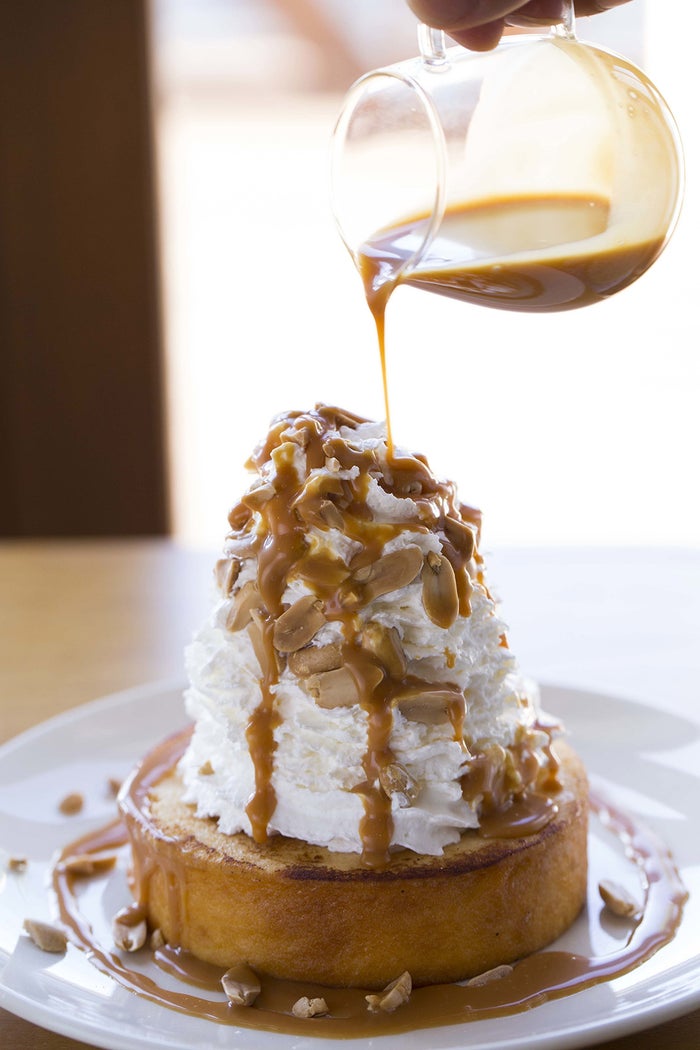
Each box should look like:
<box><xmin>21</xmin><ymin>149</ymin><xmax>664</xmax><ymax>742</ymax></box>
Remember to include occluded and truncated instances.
<box><xmin>0</xmin><ymin>539</ymin><xmax>698</xmax><ymax>1049</ymax></box>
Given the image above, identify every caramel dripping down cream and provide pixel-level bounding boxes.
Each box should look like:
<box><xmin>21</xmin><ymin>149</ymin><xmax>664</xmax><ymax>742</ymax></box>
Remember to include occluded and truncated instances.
<box><xmin>177</xmin><ymin>405</ymin><xmax>561</xmax><ymax>865</ymax></box>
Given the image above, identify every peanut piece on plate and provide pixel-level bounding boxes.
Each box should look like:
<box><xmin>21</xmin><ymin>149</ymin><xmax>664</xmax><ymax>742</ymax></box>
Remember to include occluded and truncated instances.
<box><xmin>221</xmin><ymin>962</ymin><xmax>261</xmax><ymax>1006</ymax></box>
<box><xmin>599</xmin><ymin>879</ymin><xmax>640</xmax><ymax>919</ymax></box>
<box><xmin>23</xmin><ymin>918</ymin><xmax>67</xmax><ymax>953</ymax></box>
<box><xmin>292</xmin><ymin>996</ymin><xmax>329</xmax><ymax>1018</ymax></box>
<box><xmin>365</xmin><ymin>971</ymin><xmax>412</xmax><ymax>1013</ymax></box>
<box><xmin>58</xmin><ymin>792</ymin><xmax>84</xmax><ymax>815</ymax></box>
<box><xmin>466</xmin><ymin>964</ymin><xmax>513</xmax><ymax>987</ymax></box>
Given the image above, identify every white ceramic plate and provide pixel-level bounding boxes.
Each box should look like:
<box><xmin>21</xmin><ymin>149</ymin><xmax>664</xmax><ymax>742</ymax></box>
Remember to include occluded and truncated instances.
<box><xmin>0</xmin><ymin>681</ymin><xmax>699</xmax><ymax>1050</ymax></box>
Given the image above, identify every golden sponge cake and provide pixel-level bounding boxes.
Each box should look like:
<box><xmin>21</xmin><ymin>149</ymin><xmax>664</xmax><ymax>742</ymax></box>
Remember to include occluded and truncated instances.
<box><xmin>121</xmin><ymin>735</ymin><xmax>587</xmax><ymax>989</ymax></box>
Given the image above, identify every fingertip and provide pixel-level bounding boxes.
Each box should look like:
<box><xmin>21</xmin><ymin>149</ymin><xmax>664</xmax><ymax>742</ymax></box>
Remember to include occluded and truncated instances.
<box><xmin>450</xmin><ymin>20</ymin><xmax>507</xmax><ymax>51</ymax></box>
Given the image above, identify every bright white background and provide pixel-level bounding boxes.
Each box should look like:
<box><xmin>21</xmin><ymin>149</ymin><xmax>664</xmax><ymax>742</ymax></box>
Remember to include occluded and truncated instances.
<box><xmin>152</xmin><ymin>0</ymin><xmax>699</xmax><ymax>551</ymax></box>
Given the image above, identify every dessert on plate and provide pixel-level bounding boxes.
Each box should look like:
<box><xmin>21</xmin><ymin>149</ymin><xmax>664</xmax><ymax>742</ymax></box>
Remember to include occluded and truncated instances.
<box><xmin>120</xmin><ymin>404</ymin><xmax>588</xmax><ymax>989</ymax></box>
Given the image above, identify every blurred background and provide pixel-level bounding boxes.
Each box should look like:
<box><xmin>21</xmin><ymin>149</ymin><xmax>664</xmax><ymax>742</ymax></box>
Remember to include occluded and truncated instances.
<box><xmin>2</xmin><ymin>1</ymin><xmax>697</xmax><ymax>550</ymax></box>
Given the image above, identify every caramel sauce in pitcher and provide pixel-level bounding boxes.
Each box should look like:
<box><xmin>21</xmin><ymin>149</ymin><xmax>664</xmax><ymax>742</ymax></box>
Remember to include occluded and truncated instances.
<box><xmin>360</xmin><ymin>194</ymin><xmax>668</xmax><ymax>314</ymax></box>
<box><xmin>358</xmin><ymin>193</ymin><xmax>667</xmax><ymax>447</ymax></box>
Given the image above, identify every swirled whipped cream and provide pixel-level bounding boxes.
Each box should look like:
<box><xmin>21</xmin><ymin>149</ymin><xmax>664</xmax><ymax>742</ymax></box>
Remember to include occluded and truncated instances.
<box><xmin>179</xmin><ymin>405</ymin><xmax>556</xmax><ymax>861</ymax></box>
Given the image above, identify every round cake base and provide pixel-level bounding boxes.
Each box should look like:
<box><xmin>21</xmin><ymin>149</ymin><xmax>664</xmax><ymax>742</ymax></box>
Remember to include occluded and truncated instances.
<box><xmin>121</xmin><ymin>739</ymin><xmax>588</xmax><ymax>989</ymax></box>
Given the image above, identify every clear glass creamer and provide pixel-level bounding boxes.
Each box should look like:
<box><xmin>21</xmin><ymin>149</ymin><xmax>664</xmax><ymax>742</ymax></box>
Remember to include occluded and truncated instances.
<box><xmin>331</xmin><ymin>1</ymin><xmax>684</xmax><ymax>319</ymax></box>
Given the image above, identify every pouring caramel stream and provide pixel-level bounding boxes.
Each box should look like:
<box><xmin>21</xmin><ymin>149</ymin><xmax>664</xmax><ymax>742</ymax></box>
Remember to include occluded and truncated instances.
<box><xmin>358</xmin><ymin>193</ymin><xmax>669</xmax><ymax>458</ymax></box>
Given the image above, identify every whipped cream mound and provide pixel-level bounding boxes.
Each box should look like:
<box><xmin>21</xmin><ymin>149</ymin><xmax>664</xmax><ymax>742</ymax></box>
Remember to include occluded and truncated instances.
<box><xmin>180</xmin><ymin>405</ymin><xmax>557</xmax><ymax>860</ymax></box>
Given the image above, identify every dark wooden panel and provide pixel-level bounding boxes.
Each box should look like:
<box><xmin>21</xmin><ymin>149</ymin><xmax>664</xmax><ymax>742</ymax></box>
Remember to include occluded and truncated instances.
<box><xmin>0</xmin><ymin>1</ymin><xmax>168</xmax><ymax>535</ymax></box>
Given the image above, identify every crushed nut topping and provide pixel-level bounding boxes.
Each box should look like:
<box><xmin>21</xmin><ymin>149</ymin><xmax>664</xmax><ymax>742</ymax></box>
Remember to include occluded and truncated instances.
<box><xmin>350</xmin><ymin>546</ymin><xmax>423</xmax><ymax>603</ymax></box>
<box><xmin>273</xmin><ymin>595</ymin><xmax>326</xmax><ymax>653</ymax></box>
<box><xmin>214</xmin><ymin>556</ymin><xmax>241</xmax><ymax>596</ymax></box>
<box><xmin>361</xmin><ymin>623</ymin><xmax>406</xmax><ymax>677</ymax></box>
<box><xmin>365</xmin><ymin>971</ymin><xmax>412</xmax><ymax>1013</ymax></box>
<box><xmin>338</xmin><ymin>587</ymin><xmax>361</xmax><ymax>610</ymax></box>
<box><xmin>8</xmin><ymin>856</ymin><xmax>28</xmax><ymax>872</ymax></box>
<box><xmin>292</xmin><ymin>995</ymin><xmax>329</xmax><ymax>1018</ymax></box>
<box><xmin>307</xmin><ymin>664</ymin><xmax>383</xmax><ymax>709</ymax></box>
<box><xmin>150</xmin><ymin>927</ymin><xmax>166</xmax><ymax>950</ymax></box>
<box><xmin>221</xmin><ymin>962</ymin><xmax>261</xmax><ymax>1006</ymax></box>
<box><xmin>23</xmin><ymin>918</ymin><xmax>67</xmax><ymax>953</ymax></box>
<box><xmin>465</xmin><ymin>963</ymin><xmax>514</xmax><ymax>986</ymax></box>
<box><xmin>227</xmin><ymin>501</ymin><xmax>253</xmax><ymax>531</ymax></box>
<box><xmin>225</xmin><ymin>580</ymin><xmax>263</xmax><ymax>632</ymax></box>
<box><xmin>112</xmin><ymin>904</ymin><xmax>148</xmax><ymax>952</ymax></box>
<box><xmin>282</xmin><ymin>424</ymin><xmax>310</xmax><ymax>449</ymax></box>
<box><xmin>394</xmin><ymin>684</ymin><xmax>465</xmax><ymax>725</ymax></box>
<box><xmin>443</xmin><ymin>516</ymin><xmax>476</xmax><ymax>560</ymax></box>
<box><xmin>378</xmin><ymin>762</ymin><xmax>419</xmax><ymax>807</ymax></box>
<box><xmin>241</xmin><ymin>479</ymin><xmax>276</xmax><ymax>511</ymax></box>
<box><xmin>599</xmin><ymin>879</ymin><xmax>641</xmax><ymax>919</ymax></box>
<box><xmin>318</xmin><ymin>499</ymin><xmax>344</xmax><ymax>530</ymax></box>
<box><xmin>198</xmin><ymin>760</ymin><xmax>214</xmax><ymax>776</ymax></box>
<box><xmin>113</xmin><ymin>917</ymin><xmax>147</xmax><ymax>952</ymax></box>
<box><xmin>421</xmin><ymin>552</ymin><xmax>459</xmax><ymax>629</ymax></box>
<box><xmin>288</xmin><ymin>642</ymin><xmax>343</xmax><ymax>677</ymax></box>
<box><xmin>58</xmin><ymin>792</ymin><xmax>84</xmax><ymax>816</ymax></box>
<box><xmin>306</xmin><ymin>666</ymin><xmax>360</xmax><ymax>708</ymax></box>
<box><xmin>62</xmin><ymin>852</ymin><xmax>117</xmax><ymax>877</ymax></box>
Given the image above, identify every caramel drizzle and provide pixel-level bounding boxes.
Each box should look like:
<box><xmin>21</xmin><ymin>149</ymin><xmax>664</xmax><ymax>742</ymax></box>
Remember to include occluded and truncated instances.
<box><xmin>244</xmin><ymin>614</ymin><xmax>281</xmax><ymax>843</ymax></box>
<box><xmin>242</xmin><ymin>456</ymin><xmax>304</xmax><ymax>842</ymax></box>
<box><xmin>223</xmin><ymin>406</ymin><xmax>516</xmax><ymax>863</ymax></box>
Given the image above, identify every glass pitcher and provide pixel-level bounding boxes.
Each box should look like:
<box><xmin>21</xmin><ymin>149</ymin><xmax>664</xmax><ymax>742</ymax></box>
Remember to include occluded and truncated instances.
<box><xmin>331</xmin><ymin>1</ymin><xmax>684</xmax><ymax>316</ymax></box>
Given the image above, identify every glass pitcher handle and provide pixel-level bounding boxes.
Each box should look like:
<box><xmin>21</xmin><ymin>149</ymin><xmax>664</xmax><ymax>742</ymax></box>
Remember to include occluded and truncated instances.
<box><xmin>418</xmin><ymin>23</ymin><xmax>447</xmax><ymax>67</ymax></box>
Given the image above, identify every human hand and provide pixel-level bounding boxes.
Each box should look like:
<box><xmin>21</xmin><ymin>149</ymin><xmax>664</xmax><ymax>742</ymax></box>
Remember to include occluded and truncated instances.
<box><xmin>407</xmin><ymin>1</ymin><xmax>632</xmax><ymax>51</ymax></box>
